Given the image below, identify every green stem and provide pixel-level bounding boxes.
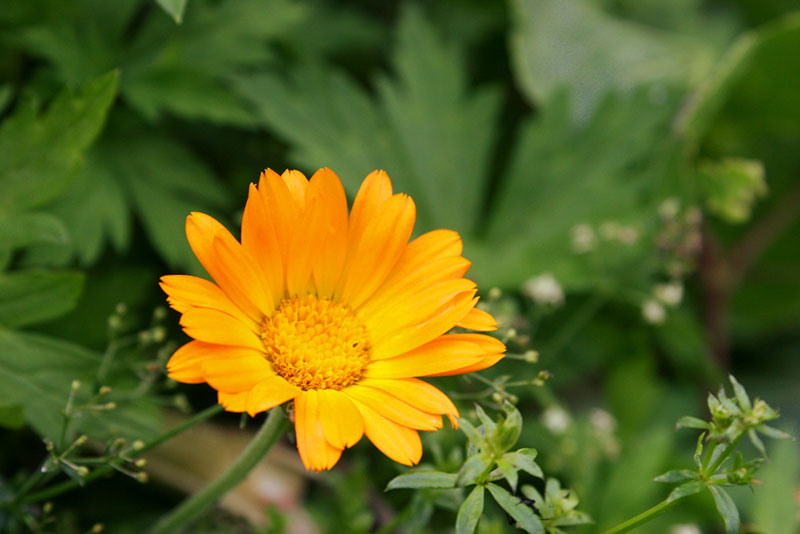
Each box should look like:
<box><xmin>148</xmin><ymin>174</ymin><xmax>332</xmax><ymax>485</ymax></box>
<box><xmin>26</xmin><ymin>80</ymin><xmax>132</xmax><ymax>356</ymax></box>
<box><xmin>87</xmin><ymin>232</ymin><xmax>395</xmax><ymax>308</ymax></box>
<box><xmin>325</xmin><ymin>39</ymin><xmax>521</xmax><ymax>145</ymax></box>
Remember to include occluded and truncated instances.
<box><xmin>20</xmin><ymin>404</ymin><xmax>224</xmax><ymax>504</ymax></box>
<box><xmin>601</xmin><ymin>496</ymin><xmax>683</xmax><ymax>534</ymax></box>
<box><xmin>149</xmin><ymin>407</ymin><xmax>288</xmax><ymax>534</ymax></box>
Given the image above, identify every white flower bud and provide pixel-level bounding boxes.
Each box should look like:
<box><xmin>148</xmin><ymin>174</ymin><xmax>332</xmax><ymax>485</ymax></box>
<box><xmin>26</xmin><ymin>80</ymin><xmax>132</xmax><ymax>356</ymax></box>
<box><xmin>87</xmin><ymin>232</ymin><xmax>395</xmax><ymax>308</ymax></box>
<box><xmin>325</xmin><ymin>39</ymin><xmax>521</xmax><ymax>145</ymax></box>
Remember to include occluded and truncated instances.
<box><xmin>642</xmin><ymin>299</ymin><xmax>666</xmax><ymax>325</ymax></box>
<box><xmin>571</xmin><ymin>224</ymin><xmax>595</xmax><ymax>253</ymax></box>
<box><xmin>655</xmin><ymin>282</ymin><xmax>683</xmax><ymax>307</ymax></box>
<box><xmin>523</xmin><ymin>273</ymin><xmax>564</xmax><ymax>307</ymax></box>
<box><xmin>542</xmin><ymin>406</ymin><xmax>571</xmax><ymax>435</ymax></box>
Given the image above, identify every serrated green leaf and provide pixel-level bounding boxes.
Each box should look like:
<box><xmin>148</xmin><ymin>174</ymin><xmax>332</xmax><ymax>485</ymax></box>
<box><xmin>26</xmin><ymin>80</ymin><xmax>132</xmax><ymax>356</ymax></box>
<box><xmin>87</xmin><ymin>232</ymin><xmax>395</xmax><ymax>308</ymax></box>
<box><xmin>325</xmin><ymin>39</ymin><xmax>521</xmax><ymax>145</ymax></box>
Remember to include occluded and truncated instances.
<box><xmin>386</xmin><ymin>470</ymin><xmax>457</xmax><ymax>491</ymax></box>
<box><xmin>455</xmin><ymin>485</ymin><xmax>484</xmax><ymax>534</ymax></box>
<box><xmin>709</xmin><ymin>485</ymin><xmax>740</xmax><ymax>534</ymax></box>
<box><xmin>0</xmin><ymin>328</ymin><xmax>159</xmax><ymax>443</ymax></box>
<box><xmin>508</xmin><ymin>0</ymin><xmax>715</xmax><ymax>121</ymax></box>
<box><xmin>487</xmin><ymin>483</ymin><xmax>544</xmax><ymax>534</ymax></box>
<box><xmin>676</xmin><ymin>416</ymin><xmax>711</xmax><ymax>430</ymax></box>
<box><xmin>0</xmin><ymin>71</ymin><xmax>118</xmax><ymax>214</ymax></box>
<box><xmin>0</xmin><ymin>212</ymin><xmax>69</xmax><ymax>253</ymax></box>
<box><xmin>155</xmin><ymin>0</ymin><xmax>188</xmax><ymax>24</ymax></box>
<box><xmin>0</xmin><ymin>271</ymin><xmax>84</xmax><ymax>327</ymax></box>
<box><xmin>653</xmin><ymin>469</ymin><xmax>698</xmax><ymax>483</ymax></box>
<box><xmin>667</xmin><ymin>481</ymin><xmax>704</xmax><ymax>503</ymax></box>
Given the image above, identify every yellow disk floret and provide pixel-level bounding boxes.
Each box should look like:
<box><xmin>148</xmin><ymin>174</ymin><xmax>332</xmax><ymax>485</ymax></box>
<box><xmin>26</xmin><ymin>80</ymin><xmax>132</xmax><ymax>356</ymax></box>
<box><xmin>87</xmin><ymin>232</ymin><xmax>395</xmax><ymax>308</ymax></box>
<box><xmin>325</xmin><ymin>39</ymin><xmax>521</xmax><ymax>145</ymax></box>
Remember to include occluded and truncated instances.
<box><xmin>261</xmin><ymin>295</ymin><xmax>371</xmax><ymax>390</ymax></box>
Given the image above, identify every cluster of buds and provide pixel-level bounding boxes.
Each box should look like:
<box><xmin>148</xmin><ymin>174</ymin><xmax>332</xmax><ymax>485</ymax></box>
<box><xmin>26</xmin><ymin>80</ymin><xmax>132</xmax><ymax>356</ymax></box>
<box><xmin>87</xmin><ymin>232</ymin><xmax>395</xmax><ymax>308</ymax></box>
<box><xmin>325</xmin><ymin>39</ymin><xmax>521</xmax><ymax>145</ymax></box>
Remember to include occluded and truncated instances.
<box><xmin>570</xmin><ymin>220</ymin><xmax>640</xmax><ymax>254</ymax></box>
<box><xmin>519</xmin><ymin>478</ymin><xmax>591</xmax><ymax>534</ymax></box>
<box><xmin>655</xmin><ymin>198</ymin><xmax>702</xmax><ymax>279</ymax></box>
<box><xmin>641</xmin><ymin>280</ymin><xmax>685</xmax><ymax>325</ymax></box>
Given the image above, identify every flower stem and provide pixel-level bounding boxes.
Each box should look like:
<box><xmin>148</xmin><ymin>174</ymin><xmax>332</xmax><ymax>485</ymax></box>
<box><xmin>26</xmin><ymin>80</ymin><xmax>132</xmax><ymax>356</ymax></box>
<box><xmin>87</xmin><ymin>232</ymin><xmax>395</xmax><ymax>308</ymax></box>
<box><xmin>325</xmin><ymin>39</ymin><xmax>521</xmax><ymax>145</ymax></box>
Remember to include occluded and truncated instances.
<box><xmin>149</xmin><ymin>407</ymin><xmax>288</xmax><ymax>534</ymax></box>
<box><xmin>600</xmin><ymin>496</ymin><xmax>683</xmax><ymax>534</ymax></box>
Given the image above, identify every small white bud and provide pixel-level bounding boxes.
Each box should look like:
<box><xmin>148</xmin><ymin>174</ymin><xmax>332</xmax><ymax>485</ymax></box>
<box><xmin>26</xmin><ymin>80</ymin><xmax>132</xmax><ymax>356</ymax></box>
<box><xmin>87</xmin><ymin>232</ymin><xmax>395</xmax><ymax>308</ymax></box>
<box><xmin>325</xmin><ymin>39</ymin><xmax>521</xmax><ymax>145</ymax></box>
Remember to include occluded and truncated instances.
<box><xmin>571</xmin><ymin>224</ymin><xmax>595</xmax><ymax>253</ymax></box>
<box><xmin>542</xmin><ymin>406</ymin><xmax>571</xmax><ymax>435</ymax></box>
<box><xmin>654</xmin><ymin>282</ymin><xmax>683</xmax><ymax>307</ymax></box>
<box><xmin>659</xmin><ymin>197</ymin><xmax>681</xmax><ymax>219</ymax></box>
<box><xmin>617</xmin><ymin>226</ymin><xmax>639</xmax><ymax>245</ymax></box>
<box><xmin>669</xmin><ymin>525</ymin><xmax>701</xmax><ymax>534</ymax></box>
<box><xmin>642</xmin><ymin>299</ymin><xmax>666</xmax><ymax>325</ymax></box>
<box><xmin>523</xmin><ymin>273</ymin><xmax>564</xmax><ymax>307</ymax></box>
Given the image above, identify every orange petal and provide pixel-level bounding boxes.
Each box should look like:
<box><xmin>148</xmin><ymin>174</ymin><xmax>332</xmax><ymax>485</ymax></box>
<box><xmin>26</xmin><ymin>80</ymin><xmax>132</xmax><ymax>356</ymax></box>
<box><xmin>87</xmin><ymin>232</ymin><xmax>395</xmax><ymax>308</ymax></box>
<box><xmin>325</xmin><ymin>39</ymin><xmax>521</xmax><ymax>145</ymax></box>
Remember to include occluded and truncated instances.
<box><xmin>185</xmin><ymin>213</ymin><xmax>269</xmax><ymax>321</ymax></box>
<box><xmin>358</xmin><ymin>378</ymin><xmax>459</xmax><ymax>420</ymax></box>
<box><xmin>295</xmin><ymin>391</ymin><xmax>343</xmax><ymax>471</ymax></box>
<box><xmin>363</xmin><ymin>278</ymin><xmax>477</xmax><ymax>346</ymax></box>
<box><xmin>160</xmin><ymin>275</ymin><xmax>256</xmax><ymax>329</ymax></box>
<box><xmin>179</xmin><ymin>307</ymin><xmax>264</xmax><ymax>352</ymax></box>
<box><xmin>317</xmin><ymin>389</ymin><xmax>364</xmax><ymax>449</ymax></box>
<box><xmin>337</xmin><ymin>194</ymin><xmax>416</xmax><ymax>308</ymax></box>
<box><xmin>212</xmin><ymin>232</ymin><xmax>275</xmax><ymax>316</ymax></box>
<box><xmin>246</xmin><ymin>376</ymin><xmax>301</xmax><ymax>416</ymax></box>
<box><xmin>166</xmin><ymin>340</ymin><xmax>216</xmax><ymax>383</ymax></box>
<box><xmin>427</xmin><ymin>353</ymin><xmax>506</xmax><ymax>377</ymax></box>
<box><xmin>352</xmin><ymin>399</ymin><xmax>422</xmax><ymax>466</ymax></box>
<box><xmin>382</xmin><ymin>229</ymin><xmax>463</xmax><ymax>285</ymax></box>
<box><xmin>218</xmin><ymin>390</ymin><xmax>249</xmax><ymax>412</ymax></box>
<box><xmin>308</xmin><ymin>168</ymin><xmax>348</xmax><ymax>298</ymax></box>
<box><xmin>456</xmin><ymin>306</ymin><xmax>498</xmax><ymax>331</ymax></box>
<box><xmin>369</xmin><ymin>292</ymin><xmax>479</xmax><ymax>360</ymax></box>
<box><xmin>258</xmin><ymin>169</ymin><xmax>301</xmax><ymax>270</ymax></box>
<box><xmin>365</xmin><ymin>334</ymin><xmax>499</xmax><ymax>379</ymax></box>
<box><xmin>347</xmin><ymin>170</ymin><xmax>393</xmax><ymax>247</ymax></box>
<box><xmin>241</xmin><ymin>184</ymin><xmax>284</xmax><ymax>307</ymax></box>
<box><xmin>345</xmin><ymin>385</ymin><xmax>442</xmax><ymax>431</ymax></box>
<box><xmin>281</xmin><ymin>169</ymin><xmax>309</xmax><ymax>208</ymax></box>
<box><xmin>201</xmin><ymin>352</ymin><xmax>276</xmax><ymax>393</ymax></box>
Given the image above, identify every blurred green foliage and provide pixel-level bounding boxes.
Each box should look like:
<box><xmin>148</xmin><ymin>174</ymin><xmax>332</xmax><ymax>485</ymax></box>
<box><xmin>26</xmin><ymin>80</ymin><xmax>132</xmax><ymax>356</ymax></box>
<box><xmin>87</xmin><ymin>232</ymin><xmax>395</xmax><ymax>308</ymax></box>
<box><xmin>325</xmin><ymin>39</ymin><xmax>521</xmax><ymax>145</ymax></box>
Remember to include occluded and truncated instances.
<box><xmin>0</xmin><ymin>0</ymin><xmax>799</xmax><ymax>532</ymax></box>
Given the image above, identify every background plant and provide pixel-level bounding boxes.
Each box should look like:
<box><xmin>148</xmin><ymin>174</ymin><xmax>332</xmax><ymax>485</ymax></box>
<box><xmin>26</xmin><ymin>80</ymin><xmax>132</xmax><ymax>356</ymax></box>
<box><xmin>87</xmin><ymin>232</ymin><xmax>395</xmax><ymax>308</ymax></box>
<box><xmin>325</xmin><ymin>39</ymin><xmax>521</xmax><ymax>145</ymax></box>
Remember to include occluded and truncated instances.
<box><xmin>0</xmin><ymin>0</ymin><xmax>798</xmax><ymax>533</ymax></box>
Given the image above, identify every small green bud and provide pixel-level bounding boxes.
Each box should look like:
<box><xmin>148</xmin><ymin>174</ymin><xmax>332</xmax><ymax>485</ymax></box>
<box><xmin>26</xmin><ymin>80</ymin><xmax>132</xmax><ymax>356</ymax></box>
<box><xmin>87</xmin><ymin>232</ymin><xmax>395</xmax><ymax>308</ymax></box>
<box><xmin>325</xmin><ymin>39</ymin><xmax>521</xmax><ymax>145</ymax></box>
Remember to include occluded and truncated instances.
<box><xmin>77</xmin><ymin>466</ymin><xmax>90</xmax><ymax>477</ymax></box>
<box><xmin>115</xmin><ymin>303</ymin><xmax>128</xmax><ymax>315</ymax></box>
<box><xmin>524</xmin><ymin>350</ymin><xmax>539</xmax><ymax>363</ymax></box>
<box><xmin>98</xmin><ymin>385</ymin><xmax>112</xmax><ymax>396</ymax></box>
<box><xmin>131</xmin><ymin>440</ymin><xmax>146</xmax><ymax>451</ymax></box>
<box><xmin>152</xmin><ymin>306</ymin><xmax>168</xmax><ymax>321</ymax></box>
<box><xmin>150</xmin><ymin>326</ymin><xmax>167</xmax><ymax>343</ymax></box>
<box><xmin>43</xmin><ymin>502</ymin><xmax>53</xmax><ymax>515</ymax></box>
<box><xmin>135</xmin><ymin>472</ymin><xmax>149</xmax><ymax>483</ymax></box>
<box><xmin>134</xmin><ymin>459</ymin><xmax>147</xmax><ymax>468</ymax></box>
<box><xmin>91</xmin><ymin>524</ymin><xmax>104</xmax><ymax>533</ymax></box>
<box><xmin>491</xmin><ymin>392</ymin><xmax>504</xmax><ymax>404</ymax></box>
<box><xmin>103</xmin><ymin>402</ymin><xmax>117</xmax><ymax>411</ymax></box>
<box><xmin>107</xmin><ymin>315</ymin><xmax>122</xmax><ymax>330</ymax></box>
<box><xmin>488</xmin><ymin>287</ymin><xmax>502</xmax><ymax>300</ymax></box>
<box><xmin>75</xmin><ymin>435</ymin><xmax>88</xmax><ymax>446</ymax></box>
<box><xmin>138</xmin><ymin>330</ymin><xmax>152</xmax><ymax>344</ymax></box>
<box><xmin>495</xmin><ymin>403</ymin><xmax>523</xmax><ymax>452</ymax></box>
<box><xmin>71</xmin><ymin>380</ymin><xmax>81</xmax><ymax>391</ymax></box>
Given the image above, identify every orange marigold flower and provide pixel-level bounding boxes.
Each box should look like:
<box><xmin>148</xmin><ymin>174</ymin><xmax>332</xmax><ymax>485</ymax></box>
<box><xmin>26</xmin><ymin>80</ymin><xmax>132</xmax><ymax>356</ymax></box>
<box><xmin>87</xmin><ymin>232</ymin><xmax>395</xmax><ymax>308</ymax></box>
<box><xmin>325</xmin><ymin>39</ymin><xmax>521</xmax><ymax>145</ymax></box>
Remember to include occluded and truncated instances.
<box><xmin>161</xmin><ymin>168</ymin><xmax>505</xmax><ymax>471</ymax></box>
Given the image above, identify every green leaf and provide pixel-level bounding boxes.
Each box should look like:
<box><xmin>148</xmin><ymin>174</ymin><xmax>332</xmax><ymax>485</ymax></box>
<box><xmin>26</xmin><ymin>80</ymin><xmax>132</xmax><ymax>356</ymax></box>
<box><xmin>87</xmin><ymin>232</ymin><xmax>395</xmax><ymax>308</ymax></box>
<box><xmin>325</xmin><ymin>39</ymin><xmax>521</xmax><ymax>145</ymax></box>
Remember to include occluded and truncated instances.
<box><xmin>667</xmin><ymin>481</ymin><xmax>704</xmax><ymax>503</ymax></box>
<box><xmin>0</xmin><ymin>404</ymin><xmax>25</xmax><ymax>429</ymax></box>
<box><xmin>487</xmin><ymin>483</ymin><xmax>544</xmax><ymax>534</ymax></box>
<box><xmin>698</xmin><ymin>158</ymin><xmax>767</xmax><ymax>223</ymax></box>
<box><xmin>508</xmin><ymin>0</ymin><xmax>715</xmax><ymax>121</ymax></box>
<box><xmin>232</xmin><ymin>4</ymin><xmax>501</xmax><ymax>234</ymax></box>
<box><xmin>0</xmin><ymin>328</ymin><xmax>159</xmax><ymax>442</ymax></box>
<box><xmin>653</xmin><ymin>469</ymin><xmax>698</xmax><ymax>483</ymax></box>
<box><xmin>155</xmin><ymin>0</ymin><xmax>189</xmax><ymax>24</ymax></box>
<box><xmin>757</xmin><ymin>424</ymin><xmax>792</xmax><ymax>440</ymax></box>
<box><xmin>0</xmin><ymin>212</ymin><xmax>69</xmax><ymax>253</ymax></box>
<box><xmin>709</xmin><ymin>485</ymin><xmax>740</xmax><ymax>534</ymax></box>
<box><xmin>457</xmin><ymin>417</ymin><xmax>490</xmax><ymax>451</ymax></box>
<box><xmin>0</xmin><ymin>271</ymin><xmax>84</xmax><ymax>327</ymax></box>
<box><xmin>456</xmin><ymin>453</ymin><xmax>493</xmax><ymax>487</ymax></box>
<box><xmin>494</xmin><ymin>457</ymin><xmax>519</xmax><ymax>493</ymax></box>
<box><xmin>752</xmin><ymin>438</ymin><xmax>800</xmax><ymax>534</ymax></box>
<box><xmin>0</xmin><ymin>71</ymin><xmax>118</xmax><ymax>214</ymax></box>
<box><xmin>386</xmin><ymin>470</ymin><xmax>457</xmax><ymax>491</ymax></box>
<box><xmin>502</xmin><ymin>451</ymin><xmax>543</xmax><ymax>479</ymax></box>
<box><xmin>676</xmin><ymin>416</ymin><xmax>711</xmax><ymax>430</ymax></box>
<box><xmin>455</xmin><ymin>485</ymin><xmax>485</xmax><ymax>534</ymax></box>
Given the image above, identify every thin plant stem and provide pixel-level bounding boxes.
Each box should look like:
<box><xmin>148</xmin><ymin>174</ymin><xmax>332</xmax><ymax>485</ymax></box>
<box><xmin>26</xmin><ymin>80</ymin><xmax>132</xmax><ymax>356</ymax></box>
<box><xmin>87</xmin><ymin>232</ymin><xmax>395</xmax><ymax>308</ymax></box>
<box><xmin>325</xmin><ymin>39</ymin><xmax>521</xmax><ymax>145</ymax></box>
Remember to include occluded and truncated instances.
<box><xmin>149</xmin><ymin>407</ymin><xmax>288</xmax><ymax>534</ymax></box>
<box><xmin>601</xmin><ymin>495</ymin><xmax>683</xmax><ymax>534</ymax></box>
<box><xmin>20</xmin><ymin>404</ymin><xmax>225</xmax><ymax>504</ymax></box>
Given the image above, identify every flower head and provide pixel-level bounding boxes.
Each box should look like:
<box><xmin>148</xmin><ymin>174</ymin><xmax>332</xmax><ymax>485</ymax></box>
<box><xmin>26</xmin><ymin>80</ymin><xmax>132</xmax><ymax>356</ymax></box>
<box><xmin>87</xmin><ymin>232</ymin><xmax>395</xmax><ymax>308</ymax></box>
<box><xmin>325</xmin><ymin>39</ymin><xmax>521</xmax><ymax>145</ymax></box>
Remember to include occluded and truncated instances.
<box><xmin>161</xmin><ymin>168</ymin><xmax>505</xmax><ymax>470</ymax></box>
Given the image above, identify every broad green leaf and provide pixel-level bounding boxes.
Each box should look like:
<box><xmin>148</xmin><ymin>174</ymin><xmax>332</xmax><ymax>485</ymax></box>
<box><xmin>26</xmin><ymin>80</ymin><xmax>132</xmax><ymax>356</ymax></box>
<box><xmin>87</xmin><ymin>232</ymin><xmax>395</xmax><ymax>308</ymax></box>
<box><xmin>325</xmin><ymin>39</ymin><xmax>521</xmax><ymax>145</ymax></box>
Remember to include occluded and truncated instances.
<box><xmin>709</xmin><ymin>485</ymin><xmax>740</xmax><ymax>534</ymax></box>
<box><xmin>232</xmin><ymin>4</ymin><xmax>501</xmax><ymax>234</ymax></box>
<box><xmin>386</xmin><ymin>470</ymin><xmax>457</xmax><ymax>491</ymax></box>
<box><xmin>508</xmin><ymin>0</ymin><xmax>715</xmax><ymax>121</ymax></box>
<box><xmin>752</xmin><ymin>437</ymin><xmax>800</xmax><ymax>534</ymax></box>
<box><xmin>471</xmin><ymin>89</ymin><xmax>679</xmax><ymax>290</ymax></box>
<box><xmin>155</xmin><ymin>0</ymin><xmax>189</xmax><ymax>24</ymax></box>
<box><xmin>487</xmin><ymin>483</ymin><xmax>544</xmax><ymax>534</ymax></box>
<box><xmin>0</xmin><ymin>212</ymin><xmax>69</xmax><ymax>253</ymax></box>
<box><xmin>0</xmin><ymin>271</ymin><xmax>84</xmax><ymax>328</ymax></box>
<box><xmin>0</xmin><ymin>404</ymin><xmax>25</xmax><ymax>429</ymax></box>
<box><xmin>0</xmin><ymin>71</ymin><xmax>118</xmax><ymax>213</ymax></box>
<box><xmin>0</xmin><ymin>328</ymin><xmax>160</xmax><ymax>442</ymax></box>
<box><xmin>456</xmin><ymin>485</ymin><xmax>485</xmax><ymax>534</ymax></box>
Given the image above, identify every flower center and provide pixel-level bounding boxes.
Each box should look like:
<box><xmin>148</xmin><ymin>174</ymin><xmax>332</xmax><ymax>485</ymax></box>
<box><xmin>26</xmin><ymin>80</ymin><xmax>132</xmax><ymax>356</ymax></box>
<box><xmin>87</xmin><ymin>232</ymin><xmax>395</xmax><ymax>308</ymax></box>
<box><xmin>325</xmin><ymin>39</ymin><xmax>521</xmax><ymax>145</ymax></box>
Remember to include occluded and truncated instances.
<box><xmin>261</xmin><ymin>295</ymin><xmax>371</xmax><ymax>390</ymax></box>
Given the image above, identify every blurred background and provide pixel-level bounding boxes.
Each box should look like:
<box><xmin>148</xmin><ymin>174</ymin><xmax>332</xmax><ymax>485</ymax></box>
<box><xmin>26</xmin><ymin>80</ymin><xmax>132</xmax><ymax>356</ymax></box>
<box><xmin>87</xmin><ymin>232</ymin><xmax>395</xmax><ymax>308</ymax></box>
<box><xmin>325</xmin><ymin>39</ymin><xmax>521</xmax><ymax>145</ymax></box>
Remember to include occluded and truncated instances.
<box><xmin>0</xmin><ymin>0</ymin><xmax>798</xmax><ymax>532</ymax></box>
